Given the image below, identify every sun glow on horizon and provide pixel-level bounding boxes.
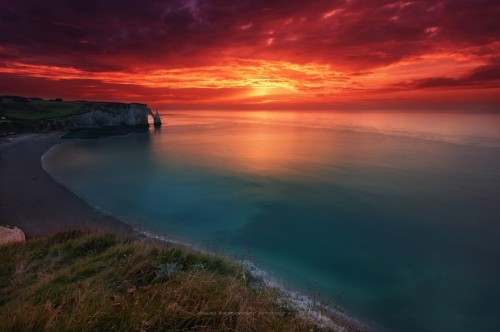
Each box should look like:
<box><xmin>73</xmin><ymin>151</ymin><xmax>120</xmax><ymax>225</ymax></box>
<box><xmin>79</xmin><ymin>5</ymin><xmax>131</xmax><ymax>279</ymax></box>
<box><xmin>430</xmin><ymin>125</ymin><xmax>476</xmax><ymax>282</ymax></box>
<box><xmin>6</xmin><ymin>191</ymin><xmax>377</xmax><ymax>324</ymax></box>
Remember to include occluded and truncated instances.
<box><xmin>4</xmin><ymin>53</ymin><xmax>497</xmax><ymax>106</ymax></box>
<box><xmin>1</xmin><ymin>0</ymin><xmax>499</xmax><ymax>111</ymax></box>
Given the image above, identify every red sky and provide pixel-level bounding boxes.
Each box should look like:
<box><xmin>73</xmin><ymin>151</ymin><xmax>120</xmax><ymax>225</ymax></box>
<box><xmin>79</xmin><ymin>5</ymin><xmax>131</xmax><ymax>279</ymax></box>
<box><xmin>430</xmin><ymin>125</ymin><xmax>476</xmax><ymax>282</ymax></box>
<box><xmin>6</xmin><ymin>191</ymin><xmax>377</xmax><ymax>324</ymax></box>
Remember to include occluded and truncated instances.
<box><xmin>1</xmin><ymin>0</ymin><xmax>499</xmax><ymax>111</ymax></box>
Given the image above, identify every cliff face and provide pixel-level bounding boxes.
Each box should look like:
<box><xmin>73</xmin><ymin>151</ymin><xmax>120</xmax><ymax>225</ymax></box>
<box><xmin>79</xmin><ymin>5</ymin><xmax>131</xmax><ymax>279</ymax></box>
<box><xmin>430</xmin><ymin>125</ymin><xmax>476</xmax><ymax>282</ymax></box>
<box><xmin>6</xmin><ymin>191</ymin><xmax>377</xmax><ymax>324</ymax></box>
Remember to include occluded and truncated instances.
<box><xmin>39</xmin><ymin>103</ymin><xmax>150</xmax><ymax>131</ymax></box>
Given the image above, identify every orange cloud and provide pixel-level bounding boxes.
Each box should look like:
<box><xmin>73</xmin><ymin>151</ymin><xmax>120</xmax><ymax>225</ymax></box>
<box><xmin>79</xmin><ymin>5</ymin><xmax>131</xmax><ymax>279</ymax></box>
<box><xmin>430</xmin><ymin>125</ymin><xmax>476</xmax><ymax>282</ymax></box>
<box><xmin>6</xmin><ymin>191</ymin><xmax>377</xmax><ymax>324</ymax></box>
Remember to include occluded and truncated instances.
<box><xmin>0</xmin><ymin>1</ymin><xmax>499</xmax><ymax>111</ymax></box>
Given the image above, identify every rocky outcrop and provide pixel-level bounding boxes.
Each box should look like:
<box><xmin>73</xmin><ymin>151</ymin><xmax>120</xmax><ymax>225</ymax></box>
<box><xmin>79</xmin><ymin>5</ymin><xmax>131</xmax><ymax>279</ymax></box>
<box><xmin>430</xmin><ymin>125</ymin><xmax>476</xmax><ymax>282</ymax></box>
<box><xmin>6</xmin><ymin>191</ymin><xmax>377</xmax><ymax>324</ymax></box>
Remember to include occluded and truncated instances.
<box><xmin>152</xmin><ymin>109</ymin><xmax>162</xmax><ymax>127</ymax></box>
<box><xmin>0</xmin><ymin>225</ymin><xmax>26</xmax><ymax>245</ymax></box>
<box><xmin>39</xmin><ymin>103</ymin><xmax>151</xmax><ymax>131</ymax></box>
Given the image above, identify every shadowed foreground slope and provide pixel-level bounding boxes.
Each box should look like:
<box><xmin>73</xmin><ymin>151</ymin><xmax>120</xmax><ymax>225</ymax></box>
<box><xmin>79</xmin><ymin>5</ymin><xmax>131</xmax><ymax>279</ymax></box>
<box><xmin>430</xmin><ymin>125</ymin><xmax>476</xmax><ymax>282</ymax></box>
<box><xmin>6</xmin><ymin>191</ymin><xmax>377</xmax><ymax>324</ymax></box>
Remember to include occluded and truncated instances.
<box><xmin>0</xmin><ymin>229</ymin><xmax>327</xmax><ymax>331</ymax></box>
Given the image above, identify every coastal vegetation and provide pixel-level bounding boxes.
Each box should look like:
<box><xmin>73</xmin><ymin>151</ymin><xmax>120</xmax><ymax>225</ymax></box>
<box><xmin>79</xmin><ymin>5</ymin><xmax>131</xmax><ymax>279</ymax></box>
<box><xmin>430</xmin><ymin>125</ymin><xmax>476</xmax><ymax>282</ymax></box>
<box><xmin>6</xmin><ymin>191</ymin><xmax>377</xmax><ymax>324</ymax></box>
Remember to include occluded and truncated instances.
<box><xmin>0</xmin><ymin>96</ymin><xmax>87</xmax><ymax>121</ymax></box>
<box><xmin>0</xmin><ymin>95</ymin><xmax>150</xmax><ymax>135</ymax></box>
<box><xmin>0</xmin><ymin>95</ymin><xmax>146</xmax><ymax>121</ymax></box>
<box><xmin>0</xmin><ymin>229</ymin><xmax>325</xmax><ymax>331</ymax></box>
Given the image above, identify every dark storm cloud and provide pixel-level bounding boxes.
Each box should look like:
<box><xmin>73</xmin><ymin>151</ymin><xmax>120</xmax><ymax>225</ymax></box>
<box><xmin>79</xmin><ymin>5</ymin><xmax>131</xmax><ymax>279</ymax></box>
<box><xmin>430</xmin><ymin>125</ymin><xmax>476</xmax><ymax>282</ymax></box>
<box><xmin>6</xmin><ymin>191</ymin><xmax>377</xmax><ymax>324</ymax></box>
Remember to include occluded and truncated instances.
<box><xmin>1</xmin><ymin>0</ymin><xmax>499</xmax><ymax>71</ymax></box>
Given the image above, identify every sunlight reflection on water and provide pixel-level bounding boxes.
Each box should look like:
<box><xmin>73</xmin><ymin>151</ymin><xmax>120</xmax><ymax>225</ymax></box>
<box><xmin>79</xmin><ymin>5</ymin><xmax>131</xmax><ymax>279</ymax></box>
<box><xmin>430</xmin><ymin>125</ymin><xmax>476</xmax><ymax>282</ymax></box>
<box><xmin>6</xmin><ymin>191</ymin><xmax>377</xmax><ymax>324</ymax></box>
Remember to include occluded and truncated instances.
<box><xmin>45</xmin><ymin>111</ymin><xmax>500</xmax><ymax>332</ymax></box>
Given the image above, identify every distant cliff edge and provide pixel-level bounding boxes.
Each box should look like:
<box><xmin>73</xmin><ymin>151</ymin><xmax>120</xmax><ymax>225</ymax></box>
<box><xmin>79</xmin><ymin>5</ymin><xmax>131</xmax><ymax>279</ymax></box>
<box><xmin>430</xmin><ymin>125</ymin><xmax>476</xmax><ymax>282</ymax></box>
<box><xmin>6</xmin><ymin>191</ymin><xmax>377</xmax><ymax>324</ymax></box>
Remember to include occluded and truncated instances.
<box><xmin>39</xmin><ymin>103</ymin><xmax>150</xmax><ymax>131</ymax></box>
<box><xmin>0</xmin><ymin>96</ymin><xmax>156</xmax><ymax>135</ymax></box>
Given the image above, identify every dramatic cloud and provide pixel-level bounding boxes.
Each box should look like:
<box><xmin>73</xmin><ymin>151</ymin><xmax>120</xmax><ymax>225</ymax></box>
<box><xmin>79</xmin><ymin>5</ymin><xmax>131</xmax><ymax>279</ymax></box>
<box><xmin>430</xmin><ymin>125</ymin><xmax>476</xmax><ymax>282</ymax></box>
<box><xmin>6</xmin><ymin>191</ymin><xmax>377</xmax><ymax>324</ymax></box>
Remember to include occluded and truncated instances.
<box><xmin>408</xmin><ymin>62</ymin><xmax>500</xmax><ymax>89</ymax></box>
<box><xmin>1</xmin><ymin>0</ymin><xmax>499</xmax><ymax>110</ymax></box>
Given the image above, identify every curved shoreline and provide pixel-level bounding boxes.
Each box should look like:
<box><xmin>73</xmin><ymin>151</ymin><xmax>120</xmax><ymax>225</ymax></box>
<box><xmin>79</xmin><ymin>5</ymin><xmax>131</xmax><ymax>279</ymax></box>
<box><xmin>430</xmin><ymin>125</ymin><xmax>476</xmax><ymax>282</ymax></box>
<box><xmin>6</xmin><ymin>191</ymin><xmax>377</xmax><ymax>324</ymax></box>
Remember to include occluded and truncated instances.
<box><xmin>1</xmin><ymin>132</ymin><xmax>373</xmax><ymax>331</ymax></box>
<box><xmin>0</xmin><ymin>133</ymin><xmax>132</xmax><ymax>238</ymax></box>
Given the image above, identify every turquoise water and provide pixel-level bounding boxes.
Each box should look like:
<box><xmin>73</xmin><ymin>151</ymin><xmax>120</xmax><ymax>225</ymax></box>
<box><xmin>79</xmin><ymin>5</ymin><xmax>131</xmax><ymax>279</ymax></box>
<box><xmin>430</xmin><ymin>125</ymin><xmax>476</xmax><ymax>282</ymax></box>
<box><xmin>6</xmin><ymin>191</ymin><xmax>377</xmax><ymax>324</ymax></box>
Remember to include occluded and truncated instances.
<box><xmin>44</xmin><ymin>111</ymin><xmax>500</xmax><ymax>331</ymax></box>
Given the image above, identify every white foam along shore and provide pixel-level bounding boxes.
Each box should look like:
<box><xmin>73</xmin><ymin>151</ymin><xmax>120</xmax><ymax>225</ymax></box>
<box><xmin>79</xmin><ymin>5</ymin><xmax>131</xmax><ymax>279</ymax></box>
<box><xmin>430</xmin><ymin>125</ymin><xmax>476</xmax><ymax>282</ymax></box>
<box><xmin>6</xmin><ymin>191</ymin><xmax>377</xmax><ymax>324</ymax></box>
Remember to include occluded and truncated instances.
<box><xmin>40</xmin><ymin>136</ymin><xmax>373</xmax><ymax>332</ymax></box>
<box><xmin>133</xmin><ymin>227</ymin><xmax>372</xmax><ymax>331</ymax></box>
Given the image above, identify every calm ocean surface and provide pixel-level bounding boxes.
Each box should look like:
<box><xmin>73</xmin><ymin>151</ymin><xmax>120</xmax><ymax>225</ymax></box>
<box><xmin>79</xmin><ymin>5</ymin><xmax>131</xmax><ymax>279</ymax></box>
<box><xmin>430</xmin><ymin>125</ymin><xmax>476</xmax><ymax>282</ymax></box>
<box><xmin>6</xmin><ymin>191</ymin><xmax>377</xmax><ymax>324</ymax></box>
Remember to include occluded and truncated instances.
<box><xmin>44</xmin><ymin>111</ymin><xmax>500</xmax><ymax>331</ymax></box>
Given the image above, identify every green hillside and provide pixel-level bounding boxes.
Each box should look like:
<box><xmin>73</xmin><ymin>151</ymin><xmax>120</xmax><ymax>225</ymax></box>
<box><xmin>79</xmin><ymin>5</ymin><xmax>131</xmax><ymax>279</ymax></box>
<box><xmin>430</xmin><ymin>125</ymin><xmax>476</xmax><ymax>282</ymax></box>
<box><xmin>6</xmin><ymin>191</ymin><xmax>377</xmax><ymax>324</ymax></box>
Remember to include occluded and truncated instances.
<box><xmin>0</xmin><ymin>229</ymin><xmax>325</xmax><ymax>331</ymax></box>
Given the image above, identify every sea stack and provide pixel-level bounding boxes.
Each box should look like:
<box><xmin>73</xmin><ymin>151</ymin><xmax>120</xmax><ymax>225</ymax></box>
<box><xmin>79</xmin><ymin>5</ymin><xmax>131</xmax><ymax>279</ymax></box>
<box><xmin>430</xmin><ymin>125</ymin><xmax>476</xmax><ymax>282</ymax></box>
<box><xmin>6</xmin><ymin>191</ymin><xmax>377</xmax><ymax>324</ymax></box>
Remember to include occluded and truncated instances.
<box><xmin>153</xmin><ymin>109</ymin><xmax>162</xmax><ymax>127</ymax></box>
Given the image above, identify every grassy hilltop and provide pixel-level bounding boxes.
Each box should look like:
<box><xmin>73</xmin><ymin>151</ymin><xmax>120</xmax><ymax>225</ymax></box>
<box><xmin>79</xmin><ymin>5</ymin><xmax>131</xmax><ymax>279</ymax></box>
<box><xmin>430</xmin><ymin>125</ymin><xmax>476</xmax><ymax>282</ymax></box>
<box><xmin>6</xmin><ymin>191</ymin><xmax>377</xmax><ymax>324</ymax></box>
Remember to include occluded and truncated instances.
<box><xmin>0</xmin><ymin>96</ymin><xmax>87</xmax><ymax>121</ymax></box>
<box><xmin>0</xmin><ymin>96</ymin><xmax>149</xmax><ymax>136</ymax></box>
<box><xmin>0</xmin><ymin>95</ymin><xmax>143</xmax><ymax>121</ymax></box>
<box><xmin>0</xmin><ymin>230</ymin><xmax>325</xmax><ymax>331</ymax></box>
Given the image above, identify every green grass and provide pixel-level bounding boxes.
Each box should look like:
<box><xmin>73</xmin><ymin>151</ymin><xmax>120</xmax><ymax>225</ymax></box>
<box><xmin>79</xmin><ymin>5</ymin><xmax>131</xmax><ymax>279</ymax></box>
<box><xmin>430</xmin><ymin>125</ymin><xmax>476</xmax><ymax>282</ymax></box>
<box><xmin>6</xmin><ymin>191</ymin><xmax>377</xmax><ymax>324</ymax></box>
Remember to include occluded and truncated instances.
<box><xmin>1</xmin><ymin>100</ymin><xmax>87</xmax><ymax>121</ymax></box>
<box><xmin>0</xmin><ymin>96</ymin><xmax>141</xmax><ymax>122</ymax></box>
<box><xmin>0</xmin><ymin>229</ymin><xmax>325</xmax><ymax>331</ymax></box>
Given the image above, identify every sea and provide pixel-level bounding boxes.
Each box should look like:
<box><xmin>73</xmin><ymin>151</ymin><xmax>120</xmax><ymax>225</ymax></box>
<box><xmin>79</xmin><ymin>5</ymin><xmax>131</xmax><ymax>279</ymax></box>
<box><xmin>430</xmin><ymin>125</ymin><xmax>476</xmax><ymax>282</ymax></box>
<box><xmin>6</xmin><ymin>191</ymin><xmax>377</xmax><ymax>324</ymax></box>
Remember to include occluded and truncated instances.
<box><xmin>43</xmin><ymin>111</ymin><xmax>500</xmax><ymax>332</ymax></box>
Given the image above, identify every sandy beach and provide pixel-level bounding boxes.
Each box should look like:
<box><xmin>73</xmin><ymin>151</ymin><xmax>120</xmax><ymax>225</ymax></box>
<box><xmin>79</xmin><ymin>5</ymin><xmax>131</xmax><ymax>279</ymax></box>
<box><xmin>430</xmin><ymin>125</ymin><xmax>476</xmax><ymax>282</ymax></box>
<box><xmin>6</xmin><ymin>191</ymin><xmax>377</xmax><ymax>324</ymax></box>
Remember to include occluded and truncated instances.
<box><xmin>0</xmin><ymin>133</ymin><xmax>131</xmax><ymax>238</ymax></box>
